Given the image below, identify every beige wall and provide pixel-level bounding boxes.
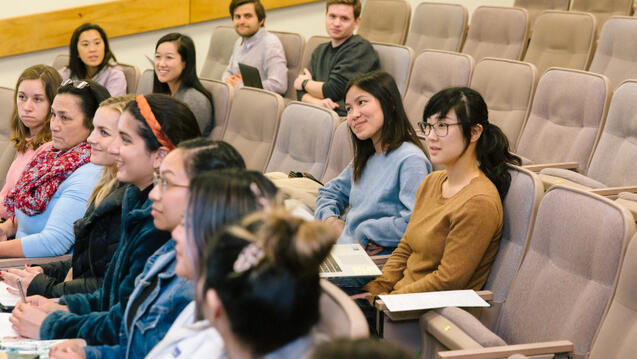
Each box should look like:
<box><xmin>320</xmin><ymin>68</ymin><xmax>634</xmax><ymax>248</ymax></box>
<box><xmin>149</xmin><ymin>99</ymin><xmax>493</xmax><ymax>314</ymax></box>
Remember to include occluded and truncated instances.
<box><xmin>0</xmin><ymin>0</ymin><xmax>513</xmax><ymax>88</ymax></box>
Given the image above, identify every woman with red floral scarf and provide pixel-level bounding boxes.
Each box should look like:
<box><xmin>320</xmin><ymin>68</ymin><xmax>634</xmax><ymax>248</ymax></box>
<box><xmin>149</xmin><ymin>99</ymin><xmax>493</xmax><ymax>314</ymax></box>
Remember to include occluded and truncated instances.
<box><xmin>0</xmin><ymin>80</ymin><xmax>110</xmax><ymax>258</ymax></box>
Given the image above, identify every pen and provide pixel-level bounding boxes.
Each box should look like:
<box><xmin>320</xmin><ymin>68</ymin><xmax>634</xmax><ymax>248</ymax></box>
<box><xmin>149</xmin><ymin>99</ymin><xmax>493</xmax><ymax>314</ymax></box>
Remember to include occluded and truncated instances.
<box><xmin>16</xmin><ymin>278</ymin><xmax>26</xmax><ymax>302</ymax></box>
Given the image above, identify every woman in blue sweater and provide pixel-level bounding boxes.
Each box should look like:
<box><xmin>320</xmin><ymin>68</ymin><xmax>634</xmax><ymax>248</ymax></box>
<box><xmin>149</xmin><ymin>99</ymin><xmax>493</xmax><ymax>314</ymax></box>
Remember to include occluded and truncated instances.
<box><xmin>314</xmin><ymin>71</ymin><xmax>431</xmax><ymax>254</ymax></box>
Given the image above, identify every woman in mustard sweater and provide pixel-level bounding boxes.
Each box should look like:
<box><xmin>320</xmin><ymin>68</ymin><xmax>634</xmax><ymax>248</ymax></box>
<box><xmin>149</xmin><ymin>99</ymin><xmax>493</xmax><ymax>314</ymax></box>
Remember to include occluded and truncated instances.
<box><xmin>361</xmin><ymin>87</ymin><xmax>521</xmax><ymax>300</ymax></box>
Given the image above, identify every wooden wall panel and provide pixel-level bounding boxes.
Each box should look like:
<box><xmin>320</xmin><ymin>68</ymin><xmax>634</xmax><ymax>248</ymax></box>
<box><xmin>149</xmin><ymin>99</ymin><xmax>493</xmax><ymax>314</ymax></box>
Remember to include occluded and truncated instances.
<box><xmin>190</xmin><ymin>0</ymin><xmax>322</xmax><ymax>23</ymax></box>
<box><xmin>0</xmin><ymin>0</ymin><xmax>189</xmax><ymax>58</ymax></box>
<box><xmin>0</xmin><ymin>0</ymin><xmax>317</xmax><ymax>58</ymax></box>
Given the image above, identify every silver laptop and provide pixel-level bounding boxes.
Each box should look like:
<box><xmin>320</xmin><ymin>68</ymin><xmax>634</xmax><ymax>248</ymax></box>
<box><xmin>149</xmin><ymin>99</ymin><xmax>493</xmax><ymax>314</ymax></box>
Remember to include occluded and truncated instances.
<box><xmin>319</xmin><ymin>243</ymin><xmax>382</xmax><ymax>278</ymax></box>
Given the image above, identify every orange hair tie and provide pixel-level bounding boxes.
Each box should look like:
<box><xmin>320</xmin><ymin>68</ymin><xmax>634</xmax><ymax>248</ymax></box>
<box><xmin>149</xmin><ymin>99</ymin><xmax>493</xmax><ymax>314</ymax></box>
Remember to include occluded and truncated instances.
<box><xmin>135</xmin><ymin>95</ymin><xmax>176</xmax><ymax>151</ymax></box>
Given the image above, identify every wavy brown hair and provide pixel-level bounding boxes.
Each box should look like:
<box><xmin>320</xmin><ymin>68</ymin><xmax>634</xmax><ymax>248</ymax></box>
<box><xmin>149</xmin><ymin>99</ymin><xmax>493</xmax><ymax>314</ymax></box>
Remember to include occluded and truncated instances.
<box><xmin>10</xmin><ymin>65</ymin><xmax>62</xmax><ymax>153</ymax></box>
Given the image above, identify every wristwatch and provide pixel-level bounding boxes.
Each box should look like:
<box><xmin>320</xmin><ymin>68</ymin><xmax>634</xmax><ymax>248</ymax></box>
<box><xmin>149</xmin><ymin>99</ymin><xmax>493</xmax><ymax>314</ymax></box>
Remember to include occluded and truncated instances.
<box><xmin>302</xmin><ymin>79</ymin><xmax>309</xmax><ymax>91</ymax></box>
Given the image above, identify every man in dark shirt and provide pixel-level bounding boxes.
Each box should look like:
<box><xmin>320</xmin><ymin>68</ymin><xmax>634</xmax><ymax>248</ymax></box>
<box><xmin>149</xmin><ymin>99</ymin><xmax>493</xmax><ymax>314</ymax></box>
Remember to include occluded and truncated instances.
<box><xmin>294</xmin><ymin>0</ymin><xmax>380</xmax><ymax>116</ymax></box>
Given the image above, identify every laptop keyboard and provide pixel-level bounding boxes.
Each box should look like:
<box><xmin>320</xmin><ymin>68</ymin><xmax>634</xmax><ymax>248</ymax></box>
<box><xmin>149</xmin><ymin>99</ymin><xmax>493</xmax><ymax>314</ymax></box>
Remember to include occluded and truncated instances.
<box><xmin>319</xmin><ymin>254</ymin><xmax>342</xmax><ymax>273</ymax></box>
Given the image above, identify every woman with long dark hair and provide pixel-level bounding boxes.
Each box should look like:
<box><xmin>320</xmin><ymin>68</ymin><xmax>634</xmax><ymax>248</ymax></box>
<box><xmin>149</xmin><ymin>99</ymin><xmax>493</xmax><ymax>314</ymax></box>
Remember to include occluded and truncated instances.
<box><xmin>153</xmin><ymin>33</ymin><xmax>215</xmax><ymax>135</ymax></box>
<box><xmin>59</xmin><ymin>23</ymin><xmax>127</xmax><ymax>96</ymax></box>
<box><xmin>361</xmin><ymin>87</ymin><xmax>521</xmax><ymax>299</ymax></box>
<box><xmin>314</xmin><ymin>70</ymin><xmax>431</xmax><ymax>254</ymax></box>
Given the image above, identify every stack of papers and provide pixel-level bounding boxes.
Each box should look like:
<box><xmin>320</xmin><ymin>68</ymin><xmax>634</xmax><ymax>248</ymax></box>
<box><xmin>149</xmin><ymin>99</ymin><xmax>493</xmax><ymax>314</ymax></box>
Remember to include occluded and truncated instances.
<box><xmin>0</xmin><ymin>283</ymin><xmax>19</xmax><ymax>308</ymax></box>
<box><xmin>0</xmin><ymin>313</ymin><xmax>17</xmax><ymax>338</ymax></box>
<box><xmin>0</xmin><ymin>337</ymin><xmax>66</xmax><ymax>359</ymax></box>
<box><xmin>378</xmin><ymin>290</ymin><xmax>489</xmax><ymax>312</ymax></box>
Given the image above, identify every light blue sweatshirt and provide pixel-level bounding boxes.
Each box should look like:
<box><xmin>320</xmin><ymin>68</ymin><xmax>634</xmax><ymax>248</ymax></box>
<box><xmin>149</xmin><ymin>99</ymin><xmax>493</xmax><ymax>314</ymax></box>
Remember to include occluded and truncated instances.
<box><xmin>315</xmin><ymin>142</ymin><xmax>431</xmax><ymax>248</ymax></box>
<box><xmin>17</xmin><ymin>162</ymin><xmax>102</xmax><ymax>257</ymax></box>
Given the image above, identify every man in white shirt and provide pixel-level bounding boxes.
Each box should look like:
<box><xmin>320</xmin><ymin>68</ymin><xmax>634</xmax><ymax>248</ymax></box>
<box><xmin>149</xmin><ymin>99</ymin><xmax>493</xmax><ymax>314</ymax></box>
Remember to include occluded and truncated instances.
<box><xmin>222</xmin><ymin>0</ymin><xmax>288</xmax><ymax>95</ymax></box>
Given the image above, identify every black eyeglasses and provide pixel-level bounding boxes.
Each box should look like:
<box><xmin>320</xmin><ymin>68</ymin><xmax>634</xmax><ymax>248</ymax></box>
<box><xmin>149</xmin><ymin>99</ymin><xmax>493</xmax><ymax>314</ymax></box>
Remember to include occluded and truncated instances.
<box><xmin>418</xmin><ymin>122</ymin><xmax>462</xmax><ymax>137</ymax></box>
<box><xmin>61</xmin><ymin>79</ymin><xmax>90</xmax><ymax>89</ymax></box>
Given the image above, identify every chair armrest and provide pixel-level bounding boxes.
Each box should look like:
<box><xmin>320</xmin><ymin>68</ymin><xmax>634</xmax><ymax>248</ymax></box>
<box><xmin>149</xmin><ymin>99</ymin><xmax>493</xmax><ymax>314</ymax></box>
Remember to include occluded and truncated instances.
<box><xmin>590</xmin><ymin>186</ymin><xmax>637</xmax><ymax>197</ymax></box>
<box><xmin>375</xmin><ymin>290</ymin><xmax>493</xmax><ymax>321</ymax></box>
<box><xmin>436</xmin><ymin>340</ymin><xmax>574</xmax><ymax>359</ymax></box>
<box><xmin>523</xmin><ymin>162</ymin><xmax>579</xmax><ymax>172</ymax></box>
<box><xmin>370</xmin><ymin>254</ymin><xmax>391</xmax><ymax>268</ymax></box>
<box><xmin>0</xmin><ymin>254</ymin><xmax>72</xmax><ymax>269</ymax></box>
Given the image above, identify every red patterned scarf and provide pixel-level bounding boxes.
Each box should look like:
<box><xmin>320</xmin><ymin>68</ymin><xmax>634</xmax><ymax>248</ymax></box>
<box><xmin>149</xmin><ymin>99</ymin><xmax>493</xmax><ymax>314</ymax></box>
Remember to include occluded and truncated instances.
<box><xmin>4</xmin><ymin>141</ymin><xmax>92</xmax><ymax>216</ymax></box>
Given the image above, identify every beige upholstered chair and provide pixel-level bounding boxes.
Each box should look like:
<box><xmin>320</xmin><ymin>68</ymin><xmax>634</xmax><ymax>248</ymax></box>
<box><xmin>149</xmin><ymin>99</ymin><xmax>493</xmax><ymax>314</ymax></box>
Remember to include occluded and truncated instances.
<box><xmin>51</xmin><ymin>54</ymin><xmax>69</xmax><ymax>71</ymax></box>
<box><xmin>523</xmin><ymin>11</ymin><xmax>596</xmax><ymax>76</ymax></box>
<box><xmin>513</xmin><ymin>0</ymin><xmax>570</xmax><ymax>32</ymax></box>
<box><xmin>265</xmin><ymin>102</ymin><xmax>339</xmax><ymax>180</ymax></box>
<box><xmin>422</xmin><ymin>185</ymin><xmax>636</xmax><ymax>359</ymax></box>
<box><xmin>313</xmin><ymin>279</ymin><xmax>369</xmax><ymax>339</ymax></box>
<box><xmin>200</xmin><ymin>25</ymin><xmax>240</xmax><ymax>81</ymax></box>
<box><xmin>380</xmin><ymin>166</ymin><xmax>544</xmax><ymax>357</ymax></box>
<box><xmin>270</xmin><ymin>30</ymin><xmax>305</xmax><ymax>99</ymax></box>
<box><xmin>357</xmin><ymin>0</ymin><xmax>411</xmax><ymax>45</ymax></box>
<box><xmin>406</xmin><ymin>2</ymin><xmax>468</xmax><ymax>55</ymax></box>
<box><xmin>570</xmin><ymin>0</ymin><xmax>633</xmax><ymax>35</ymax></box>
<box><xmin>0</xmin><ymin>86</ymin><xmax>16</xmax><ymax>189</ymax></box>
<box><xmin>515</xmin><ymin>68</ymin><xmax>611</xmax><ymax>172</ymax></box>
<box><xmin>403</xmin><ymin>50</ymin><xmax>473</xmax><ymax>129</ymax></box>
<box><xmin>299</xmin><ymin>36</ymin><xmax>330</xmax><ymax>73</ymax></box>
<box><xmin>52</xmin><ymin>54</ymin><xmax>140</xmax><ymax>94</ymax></box>
<box><xmin>469</xmin><ymin>58</ymin><xmax>537</xmax><ymax>151</ymax></box>
<box><xmin>539</xmin><ymin>80</ymin><xmax>637</xmax><ymax>193</ymax></box>
<box><xmin>200</xmin><ymin>78</ymin><xmax>233</xmax><ymax>141</ymax></box>
<box><xmin>221</xmin><ymin>87</ymin><xmax>284</xmax><ymax>172</ymax></box>
<box><xmin>371</xmin><ymin>42</ymin><xmax>414</xmax><ymax>97</ymax></box>
<box><xmin>461</xmin><ymin>6</ymin><xmax>529</xmax><ymax>63</ymax></box>
<box><xmin>321</xmin><ymin>120</ymin><xmax>352</xmax><ymax>184</ymax></box>
<box><xmin>588</xmin><ymin>16</ymin><xmax>637</xmax><ymax>90</ymax></box>
<box><xmin>135</xmin><ymin>68</ymin><xmax>154</xmax><ymax>95</ymax></box>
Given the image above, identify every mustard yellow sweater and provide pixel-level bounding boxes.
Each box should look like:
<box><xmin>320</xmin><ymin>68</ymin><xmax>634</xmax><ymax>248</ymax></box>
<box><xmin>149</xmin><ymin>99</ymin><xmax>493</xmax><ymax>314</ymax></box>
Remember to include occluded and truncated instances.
<box><xmin>365</xmin><ymin>170</ymin><xmax>503</xmax><ymax>296</ymax></box>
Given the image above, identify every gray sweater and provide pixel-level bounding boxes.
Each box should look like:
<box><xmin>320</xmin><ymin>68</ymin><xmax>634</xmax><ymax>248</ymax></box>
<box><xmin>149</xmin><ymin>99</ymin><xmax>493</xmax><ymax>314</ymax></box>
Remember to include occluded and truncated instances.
<box><xmin>175</xmin><ymin>87</ymin><xmax>214</xmax><ymax>135</ymax></box>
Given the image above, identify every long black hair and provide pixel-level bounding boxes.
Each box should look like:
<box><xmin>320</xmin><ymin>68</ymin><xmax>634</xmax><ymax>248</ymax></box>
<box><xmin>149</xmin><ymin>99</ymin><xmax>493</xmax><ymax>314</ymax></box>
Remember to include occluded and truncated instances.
<box><xmin>345</xmin><ymin>71</ymin><xmax>424</xmax><ymax>182</ymax></box>
<box><xmin>152</xmin><ymin>33</ymin><xmax>213</xmax><ymax>106</ymax></box>
<box><xmin>68</xmin><ymin>23</ymin><xmax>116</xmax><ymax>79</ymax></box>
<box><xmin>423</xmin><ymin>87</ymin><xmax>521</xmax><ymax>198</ymax></box>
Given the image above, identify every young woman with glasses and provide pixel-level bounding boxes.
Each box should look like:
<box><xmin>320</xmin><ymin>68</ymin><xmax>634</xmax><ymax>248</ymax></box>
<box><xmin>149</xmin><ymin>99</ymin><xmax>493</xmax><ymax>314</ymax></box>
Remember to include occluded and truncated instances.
<box><xmin>359</xmin><ymin>87</ymin><xmax>521</xmax><ymax>307</ymax></box>
<box><xmin>314</xmin><ymin>70</ymin><xmax>431</xmax><ymax>255</ymax></box>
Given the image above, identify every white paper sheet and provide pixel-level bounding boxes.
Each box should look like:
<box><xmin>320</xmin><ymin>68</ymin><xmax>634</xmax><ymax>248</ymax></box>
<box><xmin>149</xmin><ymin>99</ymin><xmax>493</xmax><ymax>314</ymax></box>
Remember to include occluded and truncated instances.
<box><xmin>0</xmin><ymin>282</ymin><xmax>20</xmax><ymax>307</ymax></box>
<box><xmin>379</xmin><ymin>290</ymin><xmax>489</xmax><ymax>312</ymax></box>
<box><xmin>0</xmin><ymin>313</ymin><xmax>18</xmax><ymax>338</ymax></box>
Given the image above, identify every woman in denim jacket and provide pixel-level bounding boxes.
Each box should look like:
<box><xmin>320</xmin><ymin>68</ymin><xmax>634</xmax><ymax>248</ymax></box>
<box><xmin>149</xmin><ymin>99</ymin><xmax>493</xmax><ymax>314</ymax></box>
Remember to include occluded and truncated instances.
<box><xmin>49</xmin><ymin>143</ymin><xmax>271</xmax><ymax>359</ymax></box>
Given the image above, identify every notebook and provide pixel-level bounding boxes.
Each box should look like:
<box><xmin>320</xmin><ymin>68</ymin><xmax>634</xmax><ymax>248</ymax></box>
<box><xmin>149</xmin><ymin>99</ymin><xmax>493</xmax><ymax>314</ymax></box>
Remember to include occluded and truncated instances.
<box><xmin>319</xmin><ymin>244</ymin><xmax>382</xmax><ymax>278</ymax></box>
<box><xmin>0</xmin><ymin>283</ymin><xmax>19</xmax><ymax>310</ymax></box>
<box><xmin>238</xmin><ymin>63</ymin><xmax>263</xmax><ymax>89</ymax></box>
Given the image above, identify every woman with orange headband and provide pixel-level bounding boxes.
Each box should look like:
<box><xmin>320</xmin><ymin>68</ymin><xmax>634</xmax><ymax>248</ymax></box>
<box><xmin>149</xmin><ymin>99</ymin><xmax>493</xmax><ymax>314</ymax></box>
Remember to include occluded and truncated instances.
<box><xmin>9</xmin><ymin>94</ymin><xmax>201</xmax><ymax>347</ymax></box>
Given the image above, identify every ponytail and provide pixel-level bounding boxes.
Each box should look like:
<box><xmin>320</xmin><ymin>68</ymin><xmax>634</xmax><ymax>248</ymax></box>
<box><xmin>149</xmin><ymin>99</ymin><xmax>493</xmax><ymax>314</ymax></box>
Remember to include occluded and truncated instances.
<box><xmin>477</xmin><ymin>123</ymin><xmax>521</xmax><ymax>198</ymax></box>
<box><xmin>424</xmin><ymin>87</ymin><xmax>521</xmax><ymax>198</ymax></box>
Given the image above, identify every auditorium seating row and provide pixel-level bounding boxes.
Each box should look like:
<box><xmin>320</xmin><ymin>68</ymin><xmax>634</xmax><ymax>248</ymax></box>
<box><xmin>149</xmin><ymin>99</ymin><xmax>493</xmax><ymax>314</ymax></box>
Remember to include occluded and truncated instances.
<box><xmin>354</xmin><ymin>0</ymin><xmax>635</xmax><ymax>48</ymax></box>
<box><xmin>377</xmin><ymin>167</ymin><xmax>637</xmax><ymax>359</ymax></box>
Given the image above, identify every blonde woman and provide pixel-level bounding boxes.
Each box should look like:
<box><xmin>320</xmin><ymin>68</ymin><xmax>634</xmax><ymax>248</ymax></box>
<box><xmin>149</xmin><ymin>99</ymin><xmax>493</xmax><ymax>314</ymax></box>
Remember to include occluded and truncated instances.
<box><xmin>1</xmin><ymin>95</ymin><xmax>134</xmax><ymax>298</ymax></box>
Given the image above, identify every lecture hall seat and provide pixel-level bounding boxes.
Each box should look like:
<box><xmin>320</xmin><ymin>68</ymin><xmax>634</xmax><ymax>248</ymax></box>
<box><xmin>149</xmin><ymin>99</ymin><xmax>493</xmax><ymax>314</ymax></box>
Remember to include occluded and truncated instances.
<box><xmin>405</xmin><ymin>2</ymin><xmax>468</xmax><ymax>55</ymax></box>
<box><xmin>469</xmin><ymin>58</ymin><xmax>537</xmax><ymax>151</ymax></box>
<box><xmin>357</xmin><ymin>0</ymin><xmax>411</xmax><ymax>45</ymax></box>
<box><xmin>461</xmin><ymin>6</ymin><xmax>529</xmax><ymax>63</ymax></box>
<box><xmin>423</xmin><ymin>185</ymin><xmax>635</xmax><ymax>359</ymax></box>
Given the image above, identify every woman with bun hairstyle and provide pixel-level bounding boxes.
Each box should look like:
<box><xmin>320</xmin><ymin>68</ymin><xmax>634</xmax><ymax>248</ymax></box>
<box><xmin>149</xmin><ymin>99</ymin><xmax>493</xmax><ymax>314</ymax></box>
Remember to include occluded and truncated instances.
<box><xmin>0</xmin><ymin>64</ymin><xmax>62</xmax><ymax>219</ymax></box>
<box><xmin>198</xmin><ymin>208</ymin><xmax>336</xmax><ymax>358</ymax></box>
<box><xmin>153</xmin><ymin>33</ymin><xmax>214</xmax><ymax>135</ymax></box>
<box><xmin>361</xmin><ymin>87</ymin><xmax>521</xmax><ymax>303</ymax></box>
<box><xmin>59</xmin><ymin>23</ymin><xmax>127</xmax><ymax>96</ymax></box>
<box><xmin>10</xmin><ymin>94</ymin><xmax>200</xmax><ymax>345</ymax></box>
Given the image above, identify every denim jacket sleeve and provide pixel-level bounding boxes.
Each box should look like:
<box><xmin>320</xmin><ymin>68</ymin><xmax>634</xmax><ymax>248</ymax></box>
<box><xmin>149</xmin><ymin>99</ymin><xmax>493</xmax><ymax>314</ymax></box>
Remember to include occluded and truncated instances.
<box><xmin>84</xmin><ymin>344</ymin><xmax>122</xmax><ymax>359</ymax></box>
